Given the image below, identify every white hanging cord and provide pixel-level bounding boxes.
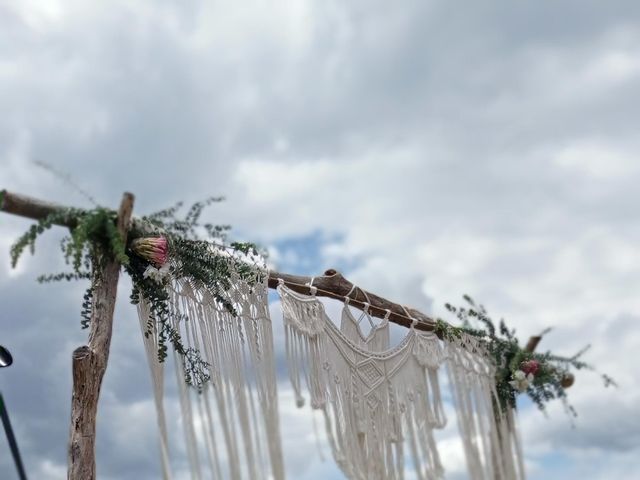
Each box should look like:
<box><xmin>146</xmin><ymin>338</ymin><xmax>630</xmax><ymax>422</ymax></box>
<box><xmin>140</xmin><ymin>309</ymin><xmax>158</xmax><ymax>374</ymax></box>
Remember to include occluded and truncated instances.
<box><xmin>402</xmin><ymin>305</ymin><xmax>419</xmax><ymax>329</ymax></box>
<box><xmin>137</xmin><ymin>266</ymin><xmax>285</xmax><ymax>480</ymax></box>
<box><xmin>358</xmin><ymin>289</ymin><xmax>374</xmax><ymax>329</ymax></box>
<box><xmin>306</xmin><ymin>277</ymin><xmax>318</xmax><ymax>296</ymax></box>
<box><xmin>344</xmin><ymin>284</ymin><xmax>357</xmax><ymax>305</ymax></box>
<box><xmin>340</xmin><ymin>282</ymin><xmax>378</xmax><ymax>332</ymax></box>
<box><xmin>270</xmin><ymin>273</ymin><xmax>434</xmax><ymax>329</ymax></box>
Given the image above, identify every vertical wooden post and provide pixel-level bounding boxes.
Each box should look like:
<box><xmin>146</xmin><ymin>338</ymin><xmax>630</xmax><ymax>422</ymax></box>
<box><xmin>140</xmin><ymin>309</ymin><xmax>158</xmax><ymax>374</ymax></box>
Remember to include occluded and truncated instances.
<box><xmin>67</xmin><ymin>193</ymin><xmax>134</xmax><ymax>480</ymax></box>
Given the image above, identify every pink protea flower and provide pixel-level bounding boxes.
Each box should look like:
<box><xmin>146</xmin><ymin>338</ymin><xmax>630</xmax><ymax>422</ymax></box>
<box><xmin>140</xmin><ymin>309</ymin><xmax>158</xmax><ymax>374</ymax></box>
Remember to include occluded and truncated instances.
<box><xmin>520</xmin><ymin>359</ymin><xmax>540</xmax><ymax>376</ymax></box>
<box><xmin>131</xmin><ymin>236</ymin><xmax>169</xmax><ymax>266</ymax></box>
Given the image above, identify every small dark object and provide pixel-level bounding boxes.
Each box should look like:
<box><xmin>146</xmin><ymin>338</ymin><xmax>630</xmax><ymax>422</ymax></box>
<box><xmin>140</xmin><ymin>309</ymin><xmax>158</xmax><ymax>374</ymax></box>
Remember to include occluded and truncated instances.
<box><xmin>0</xmin><ymin>393</ymin><xmax>28</xmax><ymax>480</ymax></box>
<box><xmin>561</xmin><ymin>373</ymin><xmax>575</xmax><ymax>388</ymax></box>
<box><xmin>0</xmin><ymin>345</ymin><xmax>13</xmax><ymax>367</ymax></box>
<box><xmin>0</xmin><ymin>346</ymin><xmax>28</xmax><ymax>479</ymax></box>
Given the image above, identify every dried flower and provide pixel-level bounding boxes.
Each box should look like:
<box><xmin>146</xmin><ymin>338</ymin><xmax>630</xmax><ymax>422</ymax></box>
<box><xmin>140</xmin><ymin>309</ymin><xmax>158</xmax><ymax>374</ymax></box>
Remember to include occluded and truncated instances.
<box><xmin>509</xmin><ymin>370</ymin><xmax>534</xmax><ymax>393</ymax></box>
<box><xmin>131</xmin><ymin>236</ymin><xmax>168</xmax><ymax>266</ymax></box>
<box><xmin>143</xmin><ymin>263</ymin><xmax>171</xmax><ymax>283</ymax></box>
<box><xmin>561</xmin><ymin>373</ymin><xmax>575</xmax><ymax>388</ymax></box>
<box><xmin>520</xmin><ymin>359</ymin><xmax>540</xmax><ymax>376</ymax></box>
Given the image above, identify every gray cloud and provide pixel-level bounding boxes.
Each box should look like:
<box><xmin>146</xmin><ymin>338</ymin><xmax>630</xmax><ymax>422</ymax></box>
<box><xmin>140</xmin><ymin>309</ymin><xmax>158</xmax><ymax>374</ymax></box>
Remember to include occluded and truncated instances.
<box><xmin>1</xmin><ymin>1</ymin><xmax>639</xmax><ymax>479</ymax></box>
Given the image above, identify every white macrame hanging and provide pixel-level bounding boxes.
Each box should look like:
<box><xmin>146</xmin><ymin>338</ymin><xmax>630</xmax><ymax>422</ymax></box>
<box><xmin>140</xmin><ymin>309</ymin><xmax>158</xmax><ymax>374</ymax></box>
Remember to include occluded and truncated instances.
<box><xmin>445</xmin><ymin>333</ymin><xmax>526</xmax><ymax>480</ymax></box>
<box><xmin>136</xmin><ymin>254</ymin><xmax>285</xmax><ymax>480</ymax></box>
<box><xmin>277</xmin><ymin>281</ymin><xmax>447</xmax><ymax>480</ymax></box>
<box><xmin>137</xmin><ymin>299</ymin><xmax>173</xmax><ymax>480</ymax></box>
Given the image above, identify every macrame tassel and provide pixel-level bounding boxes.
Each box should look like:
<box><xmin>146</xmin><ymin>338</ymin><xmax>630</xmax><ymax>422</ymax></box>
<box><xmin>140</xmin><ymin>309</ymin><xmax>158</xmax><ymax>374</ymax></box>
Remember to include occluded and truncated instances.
<box><xmin>136</xmin><ymin>300</ymin><xmax>173</xmax><ymax>480</ymax></box>
<box><xmin>137</xmin><ymin>257</ymin><xmax>285</xmax><ymax>480</ymax></box>
<box><xmin>279</xmin><ymin>280</ymin><xmax>326</xmax><ymax>409</ymax></box>
<box><xmin>445</xmin><ymin>334</ymin><xmax>526</xmax><ymax>480</ymax></box>
<box><xmin>172</xmin><ymin>343</ymin><xmax>203</xmax><ymax>480</ymax></box>
<box><xmin>495</xmin><ymin>406</ymin><xmax>526</xmax><ymax>480</ymax></box>
<box><xmin>277</xmin><ymin>283</ymin><xmax>447</xmax><ymax>480</ymax></box>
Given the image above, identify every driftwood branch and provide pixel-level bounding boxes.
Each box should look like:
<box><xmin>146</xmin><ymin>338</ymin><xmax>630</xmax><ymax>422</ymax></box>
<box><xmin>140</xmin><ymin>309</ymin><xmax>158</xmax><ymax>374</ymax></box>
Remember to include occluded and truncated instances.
<box><xmin>267</xmin><ymin>269</ymin><xmax>437</xmax><ymax>332</ymax></box>
<box><xmin>1</xmin><ymin>189</ymin><xmax>437</xmax><ymax>332</ymax></box>
<box><xmin>67</xmin><ymin>192</ymin><xmax>134</xmax><ymax>480</ymax></box>
<box><xmin>525</xmin><ymin>335</ymin><xmax>542</xmax><ymax>353</ymax></box>
<box><xmin>0</xmin><ymin>188</ymin><xmax>560</xmax><ymax>357</ymax></box>
<box><xmin>1</xmin><ymin>189</ymin><xmax>79</xmax><ymax>228</ymax></box>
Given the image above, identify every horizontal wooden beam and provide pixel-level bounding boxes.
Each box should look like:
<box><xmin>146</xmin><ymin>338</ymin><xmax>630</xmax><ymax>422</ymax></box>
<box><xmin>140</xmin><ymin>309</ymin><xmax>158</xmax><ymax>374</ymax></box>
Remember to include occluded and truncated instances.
<box><xmin>0</xmin><ymin>188</ymin><xmax>546</xmax><ymax>341</ymax></box>
<box><xmin>267</xmin><ymin>269</ymin><xmax>436</xmax><ymax>332</ymax></box>
<box><xmin>1</xmin><ymin>189</ymin><xmax>79</xmax><ymax>228</ymax></box>
<box><xmin>1</xmin><ymin>189</ymin><xmax>435</xmax><ymax>330</ymax></box>
<box><xmin>1</xmin><ymin>188</ymin><xmax>572</xmax><ymax>385</ymax></box>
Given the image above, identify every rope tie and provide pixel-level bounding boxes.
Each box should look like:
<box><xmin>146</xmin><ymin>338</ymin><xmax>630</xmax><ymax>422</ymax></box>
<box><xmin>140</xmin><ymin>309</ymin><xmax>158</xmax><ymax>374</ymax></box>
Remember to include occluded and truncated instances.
<box><xmin>402</xmin><ymin>305</ymin><xmax>419</xmax><ymax>329</ymax></box>
<box><xmin>267</xmin><ymin>272</ymin><xmax>436</xmax><ymax>329</ymax></box>
<box><xmin>307</xmin><ymin>277</ymin><xmax>318</xmax><ymax>296</ymax></box>
<box><xmin>344</xmin><ymin>284</ymin><xmax>357</xmax><ymax>305</ymax></box>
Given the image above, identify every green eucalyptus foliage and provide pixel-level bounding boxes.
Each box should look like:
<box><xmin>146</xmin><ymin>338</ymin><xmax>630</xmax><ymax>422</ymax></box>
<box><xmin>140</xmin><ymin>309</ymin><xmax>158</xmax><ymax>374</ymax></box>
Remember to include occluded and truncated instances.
<box><xmin>127</xmin><ymin>198</ymin><xmax>264</xmax><ymax>388</ymax></box>
<box><xmin>11</xmin><ymin>207</ymin><xmax>129</xmax><ymax>331</ymax></box>
<box><xmin>440</xmin><ymin>296</ymin><xmax>616</xmax><ymax>416</ymax></box>
<box><xmin>9</xmin><ymin>197</ymin><xmax>262</xmax><ymax>389</ymax></box>
<box><xmin>125</xmin><ymin>251</ymin><xmax>211</xmax><ymax>388</ymax></box>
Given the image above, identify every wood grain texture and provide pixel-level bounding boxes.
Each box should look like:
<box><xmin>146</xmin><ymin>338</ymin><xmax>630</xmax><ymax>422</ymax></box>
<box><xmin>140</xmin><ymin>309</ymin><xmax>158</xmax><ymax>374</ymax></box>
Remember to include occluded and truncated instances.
<box><xmin>525</xmin><ymin>335</ymin><xmax>542</xmax><ymax>353</ymax></box>
<box><xmin>67</xmin><ymin>192</ymin><xmax>134</xmax><ymax>480</ymax></box>
<box><xmin>0</xmin><ymin>189</ymin><xmax>79</xmax><ymax>227</ymax></box>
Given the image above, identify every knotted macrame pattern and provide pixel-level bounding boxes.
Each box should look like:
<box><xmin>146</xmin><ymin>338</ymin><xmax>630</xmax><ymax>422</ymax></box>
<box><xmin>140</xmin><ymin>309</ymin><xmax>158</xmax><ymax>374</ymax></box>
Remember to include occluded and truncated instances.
<box><xmin>277</xmin><ymin>282</ymin><xmax>447</xmax><ymax>480</ymax></box>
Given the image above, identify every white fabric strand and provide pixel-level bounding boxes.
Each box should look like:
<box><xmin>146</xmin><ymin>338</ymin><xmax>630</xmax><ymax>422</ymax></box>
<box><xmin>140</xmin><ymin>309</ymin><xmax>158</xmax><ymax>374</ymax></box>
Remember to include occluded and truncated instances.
<box><xmin>137</xmin><ymin>261</ymin><xmax>285</xmax><ymax>480</ymax></box>
<box><xmin>445</xmin><ymin>334</ymin><xmax>526</xmax><ymax>480</ymax></box>
<box><xmin>136</xmin><ymin>254</ymin><xmax>527</xmax><ymax>480</ymax></box>
<box><xmin>136</xmin><ymin>301</ymin><xmax>173</xmax><ymax>480</ymax></box>
<box><xmin>277</xmin><ymin>284</ymin><xmax>447</xmax><ymax>480</ymax></box>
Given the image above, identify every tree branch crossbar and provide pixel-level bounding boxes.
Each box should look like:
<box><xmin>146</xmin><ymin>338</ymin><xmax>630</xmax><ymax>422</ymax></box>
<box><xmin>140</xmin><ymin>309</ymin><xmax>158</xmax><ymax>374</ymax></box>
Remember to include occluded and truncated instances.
<box><xmin>1</xmin><ymin>189</ymin><xmax>437</xmax><ymax>332</ymax></box>
<box><xmin>0</xmin><ymin>187</ymin><xmax>556</xmax><ymax>479</ymax></box>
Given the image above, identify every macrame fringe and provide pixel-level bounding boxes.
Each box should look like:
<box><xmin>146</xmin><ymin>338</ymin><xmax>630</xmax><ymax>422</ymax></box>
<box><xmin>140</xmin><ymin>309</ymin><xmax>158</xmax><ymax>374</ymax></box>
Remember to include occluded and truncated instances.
<box><xmin>137</xmin><ymin>261</ymin><xmax>527</xmax><ymax>480</ymax></box>
<box><xmin>445</xmin><ymin>334</ymin><xmax>526</xmax><ymax>480</ymax></box>
<box><xmin>136</xmin><ymin>300</ymin><xmax>173</xmax><ymax>480</ymax></box>
<box><xmin>137</xmin><ymin>261</ymin><xmax>285</xmax><ymax>480</ymax></box>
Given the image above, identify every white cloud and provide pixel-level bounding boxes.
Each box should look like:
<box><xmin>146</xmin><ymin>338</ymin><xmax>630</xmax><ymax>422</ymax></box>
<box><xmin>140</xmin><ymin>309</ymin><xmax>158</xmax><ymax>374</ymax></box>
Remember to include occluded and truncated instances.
<box><xmin>554</xmin><ymin>139</ymin><xmax>640</xmax><ymax>178</ymax></box>
<box><xmin>35</xmin><ymin>459</ymin><xmax>67</xmax><ymax>480</ymax></box>
<box><xmin>1</xmin><ymin>0</ymin><xmax>639</xmax><ymax>479</ymax></box>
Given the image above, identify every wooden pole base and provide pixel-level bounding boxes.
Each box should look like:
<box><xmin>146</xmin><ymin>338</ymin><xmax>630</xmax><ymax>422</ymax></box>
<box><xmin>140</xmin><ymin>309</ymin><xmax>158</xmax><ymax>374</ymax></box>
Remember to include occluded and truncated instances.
<box><xmin>67</xmin><ymin>193</ymin><xmax>134</xmax><ymax>480</ymax></box>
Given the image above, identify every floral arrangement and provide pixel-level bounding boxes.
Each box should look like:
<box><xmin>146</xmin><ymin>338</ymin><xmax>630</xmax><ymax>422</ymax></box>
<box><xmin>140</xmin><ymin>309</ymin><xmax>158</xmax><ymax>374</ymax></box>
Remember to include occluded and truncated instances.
<box><xmin>9</xmin><ymin>198</ymin><xmax>264</xmax><ymax>388</ymax></box>
<box><xmin>436</xmin><ymin>296</ymin><xmax>615</xmax><ymax>416</ymax></box>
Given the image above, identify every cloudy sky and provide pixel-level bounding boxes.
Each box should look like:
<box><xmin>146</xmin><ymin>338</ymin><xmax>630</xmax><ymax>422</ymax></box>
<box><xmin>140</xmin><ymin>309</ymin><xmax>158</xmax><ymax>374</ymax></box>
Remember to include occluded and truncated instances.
<box><xmin>1</xmin><ymin>0</ymin><xmax>639</xmax><ymax>478</ymax></box>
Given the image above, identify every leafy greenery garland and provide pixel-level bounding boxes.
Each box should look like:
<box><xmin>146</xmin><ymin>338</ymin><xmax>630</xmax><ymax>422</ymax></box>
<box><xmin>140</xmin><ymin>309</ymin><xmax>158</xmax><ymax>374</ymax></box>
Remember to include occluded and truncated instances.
<box><xmin>8</xmin><ymin>198</ymin><xmax>262</xmax><ymax>389</ymax></box>
<box><xmin>6</xmin><ymin>195</ymin><xmax>615</xmax><ymax>410</ymax></box>
<box><xmin>435</xmin><ymin>295</ymin><xmax>616</xmax><ymax>416</ymax></box>
<box><xmin>9</xmin><ymin>206</ymin><xmax>127</xmax><ymax>329</ymax></box>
